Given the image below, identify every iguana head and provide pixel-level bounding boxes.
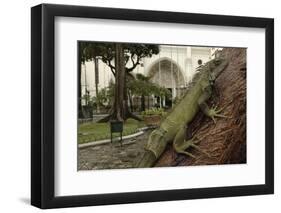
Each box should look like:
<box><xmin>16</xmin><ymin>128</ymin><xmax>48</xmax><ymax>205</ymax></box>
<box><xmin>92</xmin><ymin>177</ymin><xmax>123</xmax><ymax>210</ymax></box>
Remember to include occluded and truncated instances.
<box><xmin>209</xmin><ymin>59</ymin><xmax>229</xmax><ymax>83</ymax></box>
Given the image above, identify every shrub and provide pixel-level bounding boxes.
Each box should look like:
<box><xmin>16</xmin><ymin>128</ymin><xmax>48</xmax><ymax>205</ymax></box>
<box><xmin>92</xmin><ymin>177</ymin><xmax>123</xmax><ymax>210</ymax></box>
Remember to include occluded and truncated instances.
<box><xmin>141</xmin><ymin>108</ymin><xmax>166</xmax><ymax>117</ymax></box>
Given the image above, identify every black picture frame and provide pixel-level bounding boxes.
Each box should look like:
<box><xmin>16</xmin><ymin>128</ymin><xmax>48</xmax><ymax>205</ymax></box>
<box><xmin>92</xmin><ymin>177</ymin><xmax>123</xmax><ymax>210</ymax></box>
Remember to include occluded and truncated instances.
<box><xmin>31</xmin><ymin>3</ymin><xmax>274</xmax><ymax>209</ymax></box>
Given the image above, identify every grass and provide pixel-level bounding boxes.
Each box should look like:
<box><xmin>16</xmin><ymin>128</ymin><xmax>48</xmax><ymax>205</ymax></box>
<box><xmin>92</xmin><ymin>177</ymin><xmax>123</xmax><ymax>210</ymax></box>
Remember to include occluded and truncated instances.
<box><xmin>78</xmin><ymin>118</ymin><xmax>146</xmax><ymax>144</ymax></box>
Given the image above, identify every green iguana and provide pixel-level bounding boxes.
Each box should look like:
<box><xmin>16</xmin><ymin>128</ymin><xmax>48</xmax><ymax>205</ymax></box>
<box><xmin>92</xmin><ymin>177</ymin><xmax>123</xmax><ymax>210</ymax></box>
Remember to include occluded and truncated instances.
<box><xmin>137</xmin><ymin>58</ymin><xmax>229</xmax><ymax>168</ymax></box>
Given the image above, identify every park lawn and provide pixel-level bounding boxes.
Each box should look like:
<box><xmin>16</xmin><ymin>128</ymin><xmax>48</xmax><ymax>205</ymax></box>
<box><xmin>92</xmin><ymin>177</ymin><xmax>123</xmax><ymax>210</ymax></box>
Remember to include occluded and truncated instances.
<box><xmin>78</xmin><ymin>118</ymin><xmax>145</xmax><ymax>144</ymax></box>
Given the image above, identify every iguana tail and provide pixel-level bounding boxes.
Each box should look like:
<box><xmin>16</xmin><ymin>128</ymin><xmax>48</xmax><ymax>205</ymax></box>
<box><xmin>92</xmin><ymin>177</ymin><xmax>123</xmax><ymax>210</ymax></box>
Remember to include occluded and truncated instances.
<box><xmin>137</xmin><ymin>151</ymin><xmax>157</xmax><ymax>168</ymax></box>
<box><xmin>137</xmin><ymin>129</ymin><xmax>168</xmax><ymax>168</ymax></box>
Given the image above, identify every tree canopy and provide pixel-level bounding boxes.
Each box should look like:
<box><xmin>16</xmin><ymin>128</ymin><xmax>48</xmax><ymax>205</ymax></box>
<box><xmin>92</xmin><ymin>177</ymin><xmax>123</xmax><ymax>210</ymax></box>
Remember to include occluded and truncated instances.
<box><xmin>80</xmin><ymin>42</ymin><xmax>160</xmax><ymax>75</ymax></box>
<box><xmin>128</xmin><ymin>73</ymin><xmax>171</xmax><ymax>99</ymax></box>
<box><xmin>79</xmin><ymin>42</ymin><xmax>160</xmax><ymax>121</ymax></box>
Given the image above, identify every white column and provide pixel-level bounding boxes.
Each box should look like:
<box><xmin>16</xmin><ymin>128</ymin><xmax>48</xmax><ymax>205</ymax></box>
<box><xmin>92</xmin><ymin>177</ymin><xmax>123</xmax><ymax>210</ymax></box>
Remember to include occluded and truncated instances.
<box><xmin>176</xmin><ymin>48</ymin><xmax>179</xmax><ymax>97</ymax></box>
<box><xmin>186</xmin><ymin>46</ymin><xmax>191</xmax><ymax>58</ymax></box>
<box><xmin>171</xmin><ymin>47</ymin><xmax>173</xmax><ymax>86</ymax></box>
<box><xmin>185</xmin><ymin>47</ymin><xmax>193</xmax><ymax>84</ymax></box>
<box><xmin>158</xmin><ymin>51</ymin><xmax>161</xmax><ymax>87</ymax></box>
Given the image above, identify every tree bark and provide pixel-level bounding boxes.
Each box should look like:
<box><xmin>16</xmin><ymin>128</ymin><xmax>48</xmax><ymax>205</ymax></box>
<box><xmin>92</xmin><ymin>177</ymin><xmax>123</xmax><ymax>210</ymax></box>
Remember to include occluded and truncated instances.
<box><xmin>128</xmin><ymin>91</ymin><xmax>134</xmax><ymax>112</ymax></box>
<box><xmin>78</xmin><ymin>60</ymin><xmax>83</xmax><ymax>118</ymax></box>
<box><xmin>113</xmin><ymin>43</ymin><xmax>125</xmax><ymax>121</ymax></box>
<box><xmin>94</xmin><ymin>57</ymin><xmax>99</xmax><ymax>113</ymax></box>
<box><xmin>141</xmin><ymin>95</ymin><xmax>145</xmax><ymax>111</ymax></box>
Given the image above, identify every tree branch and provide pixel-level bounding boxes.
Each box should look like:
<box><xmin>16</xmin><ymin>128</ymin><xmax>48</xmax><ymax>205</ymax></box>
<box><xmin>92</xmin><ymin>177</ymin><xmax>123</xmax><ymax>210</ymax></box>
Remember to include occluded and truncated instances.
<box><xmin>126</xmin><ymin>55</ymin><xmax>140</xmax><ymax>72</ymax></box>
<box><xmin>102</xmin><ymin>56</ymin><xmax>116</xmax><ymax>76</ymax></box>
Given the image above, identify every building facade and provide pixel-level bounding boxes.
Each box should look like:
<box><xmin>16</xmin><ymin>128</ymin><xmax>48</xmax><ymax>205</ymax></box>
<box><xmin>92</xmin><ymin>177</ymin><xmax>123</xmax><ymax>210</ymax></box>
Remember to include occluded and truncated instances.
<box><xmin>81</xmin><ymin>45</ymin><xmax>215</xmax><ymax>107</ymax></box>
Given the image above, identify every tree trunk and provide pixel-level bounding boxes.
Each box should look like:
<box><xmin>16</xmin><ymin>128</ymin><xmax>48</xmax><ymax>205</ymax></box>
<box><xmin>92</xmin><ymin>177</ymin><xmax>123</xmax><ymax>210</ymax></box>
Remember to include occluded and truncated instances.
<box><xmin>98</xmin><ymin>44</ymin><xmax>142</xmax><ymax>122</ymax></box>
<box><xmin>114</xmin><ymin>43</ymin><xmax>125</xmax><ymax>121</ymax></box>
<box><xmin>128</xmin><ymin>90</ymin><xmax>134</xmax><ymax>112</ymax></box>
<box><xmin>78</xmin><ymin>59</ymin><xmax>83</xmax><ymax>118</ymax></box>
<box><xmin>141</xmin><ymin>95</ymin><xmax>145</xmax><ymax>111</ymax></box>
<box><xmin>94</xmin><ymin>57</ymin><xmax>99</xmax><ymax>113</ymax></box>
<box><xmin>155</xmin><ymin>48</ymin><xmax>247</xmax><ymax>167</ymax></box>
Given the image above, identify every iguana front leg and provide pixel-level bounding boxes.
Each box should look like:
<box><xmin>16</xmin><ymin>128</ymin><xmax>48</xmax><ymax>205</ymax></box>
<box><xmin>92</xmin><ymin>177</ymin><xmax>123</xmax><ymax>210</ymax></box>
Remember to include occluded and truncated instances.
<box><xmin>198</xmin><ymin>85</ymin><xmax>228</xmax><ymax>123</ymax></box>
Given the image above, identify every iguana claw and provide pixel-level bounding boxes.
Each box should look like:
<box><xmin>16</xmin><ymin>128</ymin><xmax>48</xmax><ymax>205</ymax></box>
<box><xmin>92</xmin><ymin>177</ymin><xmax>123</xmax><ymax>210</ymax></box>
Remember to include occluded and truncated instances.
<box><xmin>174</xmin><ymin>136</ymin><xmax>210</xmax><ymax>159</ymax></box>
<box><xmin>208</xmin><ymin>106</ymin><xmax>229</xmax><ymax>123</ymax></box>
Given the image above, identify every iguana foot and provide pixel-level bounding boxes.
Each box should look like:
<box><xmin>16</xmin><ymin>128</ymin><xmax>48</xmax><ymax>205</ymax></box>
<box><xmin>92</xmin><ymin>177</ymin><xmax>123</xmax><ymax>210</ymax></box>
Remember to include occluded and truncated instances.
<box><xmin>207</xmin><ymin>105</ymin><xmax>229</xmax><ymax>123</ymax></box>
<box><xmin>177</xmin><ymin>150</ymin><xmax>196</xmax><ymax>159</ymax></box>
<box><xmin>189</xmin><ymin>141</ymin><xmax>211</xmax><ymax>158</ymax></box>
<box><xmin>174</xmin><ymin>136</ymin><xmax>210</xmax><ymax>158</ymax></box>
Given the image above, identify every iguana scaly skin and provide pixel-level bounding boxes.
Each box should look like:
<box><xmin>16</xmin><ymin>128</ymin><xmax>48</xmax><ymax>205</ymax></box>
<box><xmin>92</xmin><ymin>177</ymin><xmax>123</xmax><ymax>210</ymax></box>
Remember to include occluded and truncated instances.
<box><xmin>137</xmin><ymin>58</ymin><xmax>229</xmax><ymax>168</ymax></box>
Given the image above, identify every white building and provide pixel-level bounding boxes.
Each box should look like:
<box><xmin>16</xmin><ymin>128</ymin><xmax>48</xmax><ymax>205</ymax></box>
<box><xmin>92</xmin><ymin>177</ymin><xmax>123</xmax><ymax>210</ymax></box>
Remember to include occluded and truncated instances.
<box><xmin>81</xmin><ymin>45</ymin><xmax>215</xmax><ymax>107</ymax></box>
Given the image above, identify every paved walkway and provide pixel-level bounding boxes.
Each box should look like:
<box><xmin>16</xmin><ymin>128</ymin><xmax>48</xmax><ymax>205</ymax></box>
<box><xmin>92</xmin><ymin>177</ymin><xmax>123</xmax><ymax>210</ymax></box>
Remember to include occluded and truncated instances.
<box><xmin>78</xmin><ymin>130</ymin><xmax>152</xmax><ymax>170</ymax></box>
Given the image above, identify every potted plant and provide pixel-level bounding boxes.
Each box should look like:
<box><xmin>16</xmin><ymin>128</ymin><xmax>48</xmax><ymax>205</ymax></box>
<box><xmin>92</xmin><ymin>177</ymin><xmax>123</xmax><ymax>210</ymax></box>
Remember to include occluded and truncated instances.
<box><xmin>142</xmin><ymin>108</ymin><xmax>166</xmax><ymax>126</ymax></box>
